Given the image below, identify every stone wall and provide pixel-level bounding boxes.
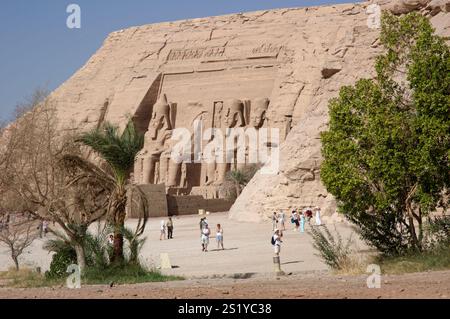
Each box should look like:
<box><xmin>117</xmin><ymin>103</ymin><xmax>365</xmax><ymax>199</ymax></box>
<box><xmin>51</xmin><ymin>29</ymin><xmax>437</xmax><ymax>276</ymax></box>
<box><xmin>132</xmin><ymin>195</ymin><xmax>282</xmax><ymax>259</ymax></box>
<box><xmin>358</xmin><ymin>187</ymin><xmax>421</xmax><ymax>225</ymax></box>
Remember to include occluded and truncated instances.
<box><xmin>167</xmin><ymin>195</ymin><xmax>233</xmax><ymax>216</ymax></box>
<box><xmin>127</xmin><ymin>184</ymin><xmax>168</xmax><ymax>218</ymax></box>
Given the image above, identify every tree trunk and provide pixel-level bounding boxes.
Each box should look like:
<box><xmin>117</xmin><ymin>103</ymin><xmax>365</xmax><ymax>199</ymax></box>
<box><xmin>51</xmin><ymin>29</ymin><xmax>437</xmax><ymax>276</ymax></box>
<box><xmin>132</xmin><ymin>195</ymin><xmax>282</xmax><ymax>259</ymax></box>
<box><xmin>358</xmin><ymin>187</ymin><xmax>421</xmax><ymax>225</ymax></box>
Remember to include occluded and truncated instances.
<box><xmin>74</xmin><ymin>243</ymin><xmax>86</xmax><ymax>273</ymax></box>
<box><xmin>112</xmin><ymin>229</ymin><xmax>124</xmax><ymax>264</ymax></box>
<box><xmin>12</xmin><ymin>254</ymin><xmax>19</xmax><ymax>271</ymax></box>
<box><xmin>406</xmin><ymin>203</ymin><xmax>420</xmax><ymax>251</ymax></box>
<box><xmin>111</xmin><ymin>208</ymin><xmax>127</xmax><ymax>264</ymax></box>
<box><xmin>417</xmin><ymin>207</ymin><xmax>423</xmax><ymax>244</ymax></box>
<box><xmin>110</xmin><ymin>187</ymin><xmax>128</xmax><ymax>264</ymax></box>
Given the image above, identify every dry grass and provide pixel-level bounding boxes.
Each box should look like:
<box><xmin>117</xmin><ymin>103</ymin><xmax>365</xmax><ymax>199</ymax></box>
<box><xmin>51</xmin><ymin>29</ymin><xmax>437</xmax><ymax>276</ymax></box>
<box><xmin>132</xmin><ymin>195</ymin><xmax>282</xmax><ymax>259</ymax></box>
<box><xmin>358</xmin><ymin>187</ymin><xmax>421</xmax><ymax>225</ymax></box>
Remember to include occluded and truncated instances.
<box><xmin>334</xmin><ymin>255</ymin><xmax>369</xmax><ymax>275</ymax></box>
<box><xmin>0</xmin><ymin>267</ymin><xmax>62</xmax><ymax>288</ymax></box>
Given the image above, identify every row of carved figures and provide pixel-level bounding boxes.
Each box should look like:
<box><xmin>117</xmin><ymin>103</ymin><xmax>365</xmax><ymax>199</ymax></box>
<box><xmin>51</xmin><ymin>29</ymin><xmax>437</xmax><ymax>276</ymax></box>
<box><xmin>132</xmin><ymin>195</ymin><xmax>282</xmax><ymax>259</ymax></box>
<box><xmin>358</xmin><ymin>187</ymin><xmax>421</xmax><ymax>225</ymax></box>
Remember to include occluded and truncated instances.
<box><xmin>133</xmin><ymin>94</ymin><xmax>273</xmax><ymax>188</ymax></box>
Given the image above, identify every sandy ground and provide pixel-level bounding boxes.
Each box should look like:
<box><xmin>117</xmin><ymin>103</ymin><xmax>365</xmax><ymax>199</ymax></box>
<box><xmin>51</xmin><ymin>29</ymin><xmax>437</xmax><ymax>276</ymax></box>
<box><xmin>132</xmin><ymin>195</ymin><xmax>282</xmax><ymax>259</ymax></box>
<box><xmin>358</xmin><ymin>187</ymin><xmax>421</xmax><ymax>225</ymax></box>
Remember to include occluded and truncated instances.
<box><xmin>1</xmin><ymin>212</ymin><xmax>357</xmax><ymax>276</ymax></box>
<box><xmin>1</xmin><ymin>212</ymin><xmax>449</xmax><ymax>299</ymax></box>
<box><xmin>0</xmin><ymin>270</ymin><xmax>449</xmax><ymax>299</ymax></box>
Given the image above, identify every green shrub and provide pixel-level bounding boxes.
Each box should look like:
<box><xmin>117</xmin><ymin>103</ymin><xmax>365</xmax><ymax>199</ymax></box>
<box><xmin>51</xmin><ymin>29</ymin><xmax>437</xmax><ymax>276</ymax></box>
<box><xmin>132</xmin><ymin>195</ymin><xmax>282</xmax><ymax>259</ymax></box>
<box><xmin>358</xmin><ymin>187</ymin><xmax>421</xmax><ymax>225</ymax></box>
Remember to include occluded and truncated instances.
<box><xmin>423</xmin><ymin>215</ymin><xmax>450</xmax><ymax>250</ymax></box>
<box><xmin>45</xmin><ymin>245</ymin><xmax>77</xmax><ymax>279</ymax></box>
<box><xmin>309</xmin><ymin>225</ymin><xmax>353</xmax><ymax>270</ymax></box>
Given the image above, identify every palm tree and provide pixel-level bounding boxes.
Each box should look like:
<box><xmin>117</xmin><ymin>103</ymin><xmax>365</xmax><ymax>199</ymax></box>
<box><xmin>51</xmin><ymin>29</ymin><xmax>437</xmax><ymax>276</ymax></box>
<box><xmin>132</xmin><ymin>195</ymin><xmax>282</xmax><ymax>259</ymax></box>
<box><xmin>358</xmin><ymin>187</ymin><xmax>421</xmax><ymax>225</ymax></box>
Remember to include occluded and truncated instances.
<box><xmin>226</xmin><ymin>164</ymin><xmax>261</xmax><ymax>198</ymax></box>
<box><xmin>75</xmin><ymin>120</ymin><xmax>145</xmax><ymax>263</ymax></box>
<box><xmin>227</xmin><ymin>170</ymin><xmax>247</xmax><ymax>197</ymax></box>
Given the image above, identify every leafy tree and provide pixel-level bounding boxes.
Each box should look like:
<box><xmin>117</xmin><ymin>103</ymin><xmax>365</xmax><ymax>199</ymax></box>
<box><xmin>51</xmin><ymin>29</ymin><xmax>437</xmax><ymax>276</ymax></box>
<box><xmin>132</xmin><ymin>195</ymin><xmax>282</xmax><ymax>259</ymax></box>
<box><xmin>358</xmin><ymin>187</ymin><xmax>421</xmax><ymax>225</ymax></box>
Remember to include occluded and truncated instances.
<box><xmin>320</xmin><ymin>13</ymin><xmax>449</xmax><ymax>255</ymax></box>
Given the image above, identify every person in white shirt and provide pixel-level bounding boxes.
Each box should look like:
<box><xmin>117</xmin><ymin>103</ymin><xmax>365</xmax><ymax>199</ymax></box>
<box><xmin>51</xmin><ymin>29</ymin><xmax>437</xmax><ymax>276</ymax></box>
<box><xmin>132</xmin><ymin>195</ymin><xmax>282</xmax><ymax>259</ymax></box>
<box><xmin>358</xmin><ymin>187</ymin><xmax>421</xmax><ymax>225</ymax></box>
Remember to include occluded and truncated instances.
<box><xmin>278</xmin><ymin>211</ymin><xmax>286</xmax><ymax>230</ymax></box>
<box><xmin>272</xmin><ymin>212</ymin><xmax>278</xmax><ymax>231</ymax></box>
<box><xmin>272</xmin><ymin>229</ymin><xmax>283</xmax><ymax>256</ymax></box>
<box><xmin>315</xmin><ymin>207</ymin><xmax>322</xmax><ymax>226</ymax></box>
<box><xmin>201</xmin><ymin>225</ymin><xmax>211</xmax><ymax>252</ymax></box>
<box><xmin>216</xmin><ymin>224</ymin><xmax>224</xmax><ymax>250</ymax></box>
<box><xmin>160</xmin><ymin>220</ymin><xmax>166</xmax><ymax>240</ymax></box>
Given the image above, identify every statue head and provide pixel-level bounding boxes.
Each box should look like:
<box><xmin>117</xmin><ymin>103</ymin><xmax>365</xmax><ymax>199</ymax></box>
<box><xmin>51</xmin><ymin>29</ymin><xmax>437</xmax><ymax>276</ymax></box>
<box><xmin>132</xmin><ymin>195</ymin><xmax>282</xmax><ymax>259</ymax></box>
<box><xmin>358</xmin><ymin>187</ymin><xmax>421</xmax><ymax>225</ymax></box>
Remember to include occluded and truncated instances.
<box><xmin>250</xmin><ymin>98</ymin><xmax>269</xmax><ymax>128</ymax></box>
<box><xmin>148</xmin><ymin>94</ymin><xmax>172</xmax><ymax>139</ymax></box>
<box><xmin>223</xmin><ymin>99</ymin><xmax>245</xmax><ymax>128</ymax></box>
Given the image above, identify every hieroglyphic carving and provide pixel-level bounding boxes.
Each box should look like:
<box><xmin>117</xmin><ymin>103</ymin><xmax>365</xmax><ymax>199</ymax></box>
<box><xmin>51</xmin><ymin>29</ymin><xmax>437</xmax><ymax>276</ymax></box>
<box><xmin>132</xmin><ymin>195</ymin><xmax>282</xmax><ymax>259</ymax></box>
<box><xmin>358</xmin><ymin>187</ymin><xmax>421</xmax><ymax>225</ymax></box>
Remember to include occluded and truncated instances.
<box><xmin>251</xmin><ymin>43</ymin><xmax>284</xmax><ymax>56</ymax></box>
<box><xmin>167</xmin><ymin>46</ymin><xmax>226</xmax><ymax>61</ymax></box>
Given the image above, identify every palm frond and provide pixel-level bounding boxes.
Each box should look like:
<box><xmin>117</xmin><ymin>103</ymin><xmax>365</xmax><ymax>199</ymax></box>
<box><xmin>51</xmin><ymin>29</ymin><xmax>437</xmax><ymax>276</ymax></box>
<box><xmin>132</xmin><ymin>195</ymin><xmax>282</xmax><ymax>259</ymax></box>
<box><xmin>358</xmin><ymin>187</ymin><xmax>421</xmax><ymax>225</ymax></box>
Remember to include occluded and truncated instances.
<box><xmin>60</xmin><ymin>154</ymin><xmax>116</xmax><ymax>191</ymax></box>
<box><xmin>77</xmin><ymin>121</ymin><xmax>144</xmax><ymax>181</ymax></box>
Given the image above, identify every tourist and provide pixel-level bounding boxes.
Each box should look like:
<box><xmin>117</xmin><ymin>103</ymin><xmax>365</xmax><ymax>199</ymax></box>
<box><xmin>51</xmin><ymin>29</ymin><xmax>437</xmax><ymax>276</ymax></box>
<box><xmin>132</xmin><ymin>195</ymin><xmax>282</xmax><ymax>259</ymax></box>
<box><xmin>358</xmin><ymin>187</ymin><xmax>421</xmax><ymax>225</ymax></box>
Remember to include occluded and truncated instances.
<box><xmin>299</xmin><ymin>211</ymin><xmax>305</xmax><ymax>233</ymax></box>
<box><xmin>160</xmin><ymin>220</ymin><xmax>166</xmax><ymax>240</ymax></box>
<box><xmin>272</xmin><ymin>229</ymin><xmax>283</xmax><ymax>256</ymax></box>
<box><xmin>199</xmin><ymin>217</ymin><xmax>205</xmax><ymax>234</ymax></box>
<box><xmin>201</xmin><ymin>224</ymin><xmax>210</xmax><ymax>252</ymax></box>
<box><xmin>199</xmin><ymin>217</ymin><xmax>208</xmax><ymax>234</ymax></box>
<box><xmin>216</xmin><ymin>224</ymin><xmax>224</xmax><ymax>250</ymax></box>
<box><xmin>278</xmin><ymin>211</ymin><xmax>286</xmax><ymax>230</ymax></box>
<box><xmin>108</xmin><ymin>234</ymin><xmax>114</xmax><ymax>245</ymax></box>
<box><xmin>291</xmin><ymin>210</ymin><xmax>299</xmax><ymax>231</ymax></box>
<box><xmin>167</xmin><ymin>217</ymin><xmax>174</xmax><ymax>239</ymax></box>
<box><xmin>272</xmin><ymin>212</ymin><xmax>278</xmax><ymax>231</ymax></box>
<box><xmin>304</xmin><ymin>207</ymin><xmax>313</xmax><ymax>222</ymax></box>
<box><xmin>315</xmin><ymin>207</ymin><xmax>322</xmax><ymax>226</ymax></box>
<box><xmin>42</xmin><ymin>220</ymin><xmax>49</xmax><ymax>237</ymax></box>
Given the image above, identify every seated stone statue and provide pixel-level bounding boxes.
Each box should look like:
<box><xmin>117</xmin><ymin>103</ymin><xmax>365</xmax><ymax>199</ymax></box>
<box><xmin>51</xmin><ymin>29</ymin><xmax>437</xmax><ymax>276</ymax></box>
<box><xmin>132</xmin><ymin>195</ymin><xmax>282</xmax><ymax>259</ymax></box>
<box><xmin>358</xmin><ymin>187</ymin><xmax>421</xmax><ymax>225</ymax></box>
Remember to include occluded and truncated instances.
<box><xmin>215</xmin><ymin>98</ymin><xmax>246</xmax><ymax>185</ymax></box>
<box><xmin>134</xmin><ymin>94</ymin><xmax>173</xmax><ymax>184</ymax></box>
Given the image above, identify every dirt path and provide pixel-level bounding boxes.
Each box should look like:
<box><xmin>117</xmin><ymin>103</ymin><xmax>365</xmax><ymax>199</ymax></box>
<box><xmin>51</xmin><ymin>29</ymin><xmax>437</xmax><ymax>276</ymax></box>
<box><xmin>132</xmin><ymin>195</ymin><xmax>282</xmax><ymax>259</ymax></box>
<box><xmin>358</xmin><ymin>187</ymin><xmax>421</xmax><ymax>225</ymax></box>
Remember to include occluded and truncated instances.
<box><xmin>1</xmin><ymin>270</ymin><xmax>449</xmax><ymax>299</ymax></box>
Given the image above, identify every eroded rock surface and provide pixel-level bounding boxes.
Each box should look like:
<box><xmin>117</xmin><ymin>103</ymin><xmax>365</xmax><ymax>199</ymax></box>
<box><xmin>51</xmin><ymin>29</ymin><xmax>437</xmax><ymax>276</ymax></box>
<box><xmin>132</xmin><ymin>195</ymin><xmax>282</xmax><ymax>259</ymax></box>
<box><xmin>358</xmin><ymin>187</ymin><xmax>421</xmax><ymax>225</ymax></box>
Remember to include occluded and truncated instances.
<box><xmin>34</xmin><ymin>1</ymin><xmax>450</xmax><ymax>222</ymax></box>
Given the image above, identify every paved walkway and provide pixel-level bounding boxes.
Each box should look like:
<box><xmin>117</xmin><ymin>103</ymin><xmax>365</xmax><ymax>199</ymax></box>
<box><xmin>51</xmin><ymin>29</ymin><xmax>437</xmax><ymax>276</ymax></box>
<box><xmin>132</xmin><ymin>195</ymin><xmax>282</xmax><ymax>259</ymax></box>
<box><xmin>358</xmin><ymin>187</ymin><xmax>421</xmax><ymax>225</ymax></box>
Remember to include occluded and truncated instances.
<box><xmin>0</xmin><ymin>212</ymin><xmax>359</xmax><ymax>277</ymax></box>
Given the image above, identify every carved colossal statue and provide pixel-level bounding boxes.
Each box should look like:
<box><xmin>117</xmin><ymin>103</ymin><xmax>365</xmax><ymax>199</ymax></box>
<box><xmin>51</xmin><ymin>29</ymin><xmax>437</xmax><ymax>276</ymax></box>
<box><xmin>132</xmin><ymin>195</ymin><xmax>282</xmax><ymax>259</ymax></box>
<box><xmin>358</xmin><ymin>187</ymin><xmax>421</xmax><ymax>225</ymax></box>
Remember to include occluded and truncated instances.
<box><xmin>134</xmin><ymin>94</ymin><xmax>173</xmax><ymax>184</ymax></box>
<box><xmin>215</xmin><ymin>99</ymin><xmax>246</xmax><ymax>185</ymax></box>
<box><xmin>237</xmin><ymin>97</ymin><xmax>270</xmax><ymax>170</ymax></box>
<box><xmin>250</xmin><ymin>98</ymin><xmax>269</xmax><ymax>129</ymax></box>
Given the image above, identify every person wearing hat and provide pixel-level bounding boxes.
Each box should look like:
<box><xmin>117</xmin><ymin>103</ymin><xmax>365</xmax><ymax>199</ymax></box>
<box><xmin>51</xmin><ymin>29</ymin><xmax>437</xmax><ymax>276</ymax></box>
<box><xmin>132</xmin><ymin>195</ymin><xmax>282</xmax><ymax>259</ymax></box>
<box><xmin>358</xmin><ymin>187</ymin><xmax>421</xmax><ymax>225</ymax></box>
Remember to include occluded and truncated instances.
<box><xmin>272</xmin><ymin>229</ymin><xmax>283</xmax><ymax>256</ymax></box>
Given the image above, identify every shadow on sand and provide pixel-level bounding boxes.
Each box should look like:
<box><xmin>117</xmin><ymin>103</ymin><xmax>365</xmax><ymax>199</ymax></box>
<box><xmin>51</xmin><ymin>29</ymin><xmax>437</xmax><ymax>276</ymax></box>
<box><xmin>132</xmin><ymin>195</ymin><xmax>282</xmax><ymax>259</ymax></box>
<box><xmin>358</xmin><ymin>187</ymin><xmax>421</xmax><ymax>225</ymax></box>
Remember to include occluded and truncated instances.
<box><xmin>209</xmin><ymin>247</ymin><xmax>239</xmax><ymax>252</ymax></box>
<box><xmin>281</xmin><ymin>260</ymin><xmax>304</xmax><ymax>265</ymax></box>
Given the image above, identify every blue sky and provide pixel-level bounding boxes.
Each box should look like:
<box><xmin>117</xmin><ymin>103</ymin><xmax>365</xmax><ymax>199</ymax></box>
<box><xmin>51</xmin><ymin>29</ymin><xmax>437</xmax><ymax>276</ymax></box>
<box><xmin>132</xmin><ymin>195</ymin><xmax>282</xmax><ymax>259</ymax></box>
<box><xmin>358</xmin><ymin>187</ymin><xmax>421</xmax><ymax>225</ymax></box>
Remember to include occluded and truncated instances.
<box><xmin>0</xmin><ymin>0</ymin><xmax>358</xmax><ymax>123</ymax></box>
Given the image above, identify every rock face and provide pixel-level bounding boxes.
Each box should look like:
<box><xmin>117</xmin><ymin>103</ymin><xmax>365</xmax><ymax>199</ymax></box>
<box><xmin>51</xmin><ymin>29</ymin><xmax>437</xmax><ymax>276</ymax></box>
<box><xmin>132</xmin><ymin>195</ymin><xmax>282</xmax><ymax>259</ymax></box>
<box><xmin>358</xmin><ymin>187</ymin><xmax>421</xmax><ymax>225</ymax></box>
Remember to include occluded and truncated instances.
<box><xmin>43</xmin><ymin>1</ymin><xmax>449</xmax><ymax>222</ymax></box>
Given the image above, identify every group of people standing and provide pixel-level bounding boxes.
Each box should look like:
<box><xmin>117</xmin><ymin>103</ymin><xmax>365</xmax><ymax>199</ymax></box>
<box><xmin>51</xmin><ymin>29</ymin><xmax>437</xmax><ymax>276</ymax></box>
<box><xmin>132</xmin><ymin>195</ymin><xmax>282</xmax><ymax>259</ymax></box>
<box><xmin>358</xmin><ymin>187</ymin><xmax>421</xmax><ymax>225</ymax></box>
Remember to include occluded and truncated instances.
<box><xmin>200</xmin><ymin>217</ymin><xmax>224</xmax><ymax>252</ymax></box>
<box><xmin>160</xmin><ymin>217</ymin><xmax>174</xmax><ymax>240</ymax></box>
<box><xmin>271</xmin><ymin>207</ymin><xmax>322</xmax><ymax>256</ymax></box>
<box><xmin>158</xmin><ymin>216</ymin><xmax>225</xmax><ymax>252</ymax></box>
<box><xmin>272</xmin><ymin>207</ymin><xmax>322</xmax><ymax>232</ymax></box>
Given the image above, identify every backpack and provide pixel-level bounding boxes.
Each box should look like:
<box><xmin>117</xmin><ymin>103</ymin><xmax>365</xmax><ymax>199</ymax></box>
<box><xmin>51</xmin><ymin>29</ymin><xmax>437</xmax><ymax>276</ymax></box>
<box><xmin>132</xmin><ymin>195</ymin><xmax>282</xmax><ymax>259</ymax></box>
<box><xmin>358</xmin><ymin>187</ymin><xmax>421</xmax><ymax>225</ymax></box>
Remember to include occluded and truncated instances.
<box><xmin>271</xmin><ymin>236</ymin><xmax>275</xmax><ymax>245</ymax></box>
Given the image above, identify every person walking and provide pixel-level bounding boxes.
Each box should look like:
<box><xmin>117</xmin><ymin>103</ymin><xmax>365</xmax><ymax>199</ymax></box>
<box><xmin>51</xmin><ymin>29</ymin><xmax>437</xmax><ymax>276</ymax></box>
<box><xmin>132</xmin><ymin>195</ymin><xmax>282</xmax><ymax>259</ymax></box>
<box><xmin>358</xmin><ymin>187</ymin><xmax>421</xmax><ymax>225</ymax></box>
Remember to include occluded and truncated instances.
<box><xmin>315</xmin><ymin>207</ymin><xmax>322</xmax><ymax>226</ymax></box>
<box><xmin>299</xmin><ymin>211</ymin><xmax>305</xmax><ymax>233</ymax></box>
<box><xmin>199</xmin><ymin>217</ymin><xmax>208</xmax><ymax>233</ymax></box>
<box><xmin>42</xmin><ymin>220</ymin><xmax>49</xmax><ymax>237</ymax></box>
<box><xmin>216</xmin><ymin>224</ymin><xmax>224</xmax><ymax>250</ymax></box>
<box><xmin>167</xmin><ymin>217</ymin><xmax>174</xmax><ymax>239</ymax></box>
<box><xmin>199</xmin><ymin>217</ymin><xmax>205</xmax><ymax>234</ymax></box>
<box><xmin>278</xmin><ymin>211</ymin><xmax>286</xmax><ymax>231</ymax></box>
<box><xmin>160</xmin><ymin>220</ymin><xmax>166</xmax><ymax>240</ymax></box>
<box><xmin>272</xmin><ymin>212</ymin><xmax>278</xmax><ymax>231</ymax></box>
<box><xmin>272</xmin><ymin>229</ymin><xmax>283</xmax><ymax>256</ymax></box>
<box><xmin>291</xmin><ymin>210</ymin><xmax>299</xmax><ymax>231</ymax></box>
<box><xmin>201</xmin><ymin>224</ymin><xmax>210</xmax><ymax>252</ymax></box>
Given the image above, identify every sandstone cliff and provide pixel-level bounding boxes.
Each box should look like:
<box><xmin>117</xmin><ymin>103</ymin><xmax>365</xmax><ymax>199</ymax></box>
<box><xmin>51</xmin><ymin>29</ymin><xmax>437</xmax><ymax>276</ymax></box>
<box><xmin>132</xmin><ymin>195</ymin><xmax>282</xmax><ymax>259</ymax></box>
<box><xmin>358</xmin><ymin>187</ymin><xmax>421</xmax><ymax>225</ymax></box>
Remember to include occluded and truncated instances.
<box><xmin>38</xmin><ymin>1</ymin><xmax>450</xmax><ymax>222</ymax></box>
<box><xmin>229</xmin><ymin>0</ymin><xmax>450</xmax><ymax>222</ymax></box>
